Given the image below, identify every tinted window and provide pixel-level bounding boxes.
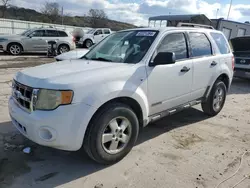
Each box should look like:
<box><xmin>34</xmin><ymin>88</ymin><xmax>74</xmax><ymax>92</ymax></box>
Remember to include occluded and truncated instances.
<box><xmin>210</xmin><ymin>32</ymin><xmax>230</xmax><ymax>54</ymax></box>
<box><xmin>30</xmin><ymin>30</ymin><xmax>45</xmax><ymax>37</ymax></box>
<box><xmin>94</xmin><ymin>30</ymin><xmax>103</xmax><ymax>35</ymax></box>
<box><xmin>104</xmin><ymin>29</ymin><xmax>111</xmax><ymax>34</ymax></box>
<box><xmin>58</xmin><ymin>31</ymin><xmax>68</xmax><ymax>37</ymax></box>
<box><xmin>46</xmin><ymin>30</ymin><xmax>59</xmax><ymax>37</ymax></box>
<box><xmin>157</xmin><ymin>33</ymin><xmax>188</xmax><ymax>60</ymax></box>
<box><xmin>189</xmin><ymin>33</ymin><xmax>212</xmax><ymax>57</ymax></box>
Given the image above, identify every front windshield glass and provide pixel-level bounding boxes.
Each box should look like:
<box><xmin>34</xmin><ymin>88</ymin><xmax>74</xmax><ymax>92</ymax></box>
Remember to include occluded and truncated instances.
<box><xmin>87</xmin><ymin>29</ymin><xmax>96</xmax><ymax>34</ymax></box>
<box><xmin>83</xmin><ymin>30</ymin><xmax>159</xmax><ymax>64</ymax></box>
<box><xmin>19</xmin><ymin>29</ymin><xmax>33</xmax><ymax>36</ymax></box>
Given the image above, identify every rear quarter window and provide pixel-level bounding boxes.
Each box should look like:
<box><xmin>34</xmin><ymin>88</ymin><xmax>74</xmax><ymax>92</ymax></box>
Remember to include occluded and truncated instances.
<box><xmin>210</xmin><ymin>32</ymin><xmax>230</xmax><ymax>54</ymax></box>
<box><xmin>58</xmin><ymin>31</ymin><xmax>68</xmax><ymax>37</ymax></box>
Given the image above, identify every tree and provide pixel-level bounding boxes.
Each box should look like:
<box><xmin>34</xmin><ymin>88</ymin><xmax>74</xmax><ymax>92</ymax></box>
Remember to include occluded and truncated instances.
<box><xmin>1</xmin><ymin>0</ymin><xmax>11</xmax><ymax>18</ymax></box>
<box><xmin>41</xmin><ymin>1</ymin><xmax>60</xmax><ymax>23</ymax></box>
<box><xmin>88</xmin><ymin>9</ymin><xmax>108</xmax><ymax>28</ymax></box>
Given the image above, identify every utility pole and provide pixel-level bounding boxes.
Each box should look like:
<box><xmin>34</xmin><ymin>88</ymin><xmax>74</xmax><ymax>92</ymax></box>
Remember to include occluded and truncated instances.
<box><xmin>227</xmin><ymin>0</ymin><xmax>233</xmax><ymax>20</ymax></box>
<box><xmin>216</xmin><ymin>8</ymin><xmax>219</xmax><ymax>19</ymax></box>
<box><xmin>61</xmin><ymin>6</ymin><xmax>64</xmax><ymax>25</ymax></box>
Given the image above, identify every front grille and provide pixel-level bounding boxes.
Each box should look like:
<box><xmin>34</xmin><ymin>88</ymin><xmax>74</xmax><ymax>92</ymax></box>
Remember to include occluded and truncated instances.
<box><xmin>12</xmin><ymin>80</ymin><xmax>33</xmax><ymax>111</ymax></box>
<box><xmin>235</xmin><ymin>58</ymin><xmax>250</xmax><ymax>65</ymax></box>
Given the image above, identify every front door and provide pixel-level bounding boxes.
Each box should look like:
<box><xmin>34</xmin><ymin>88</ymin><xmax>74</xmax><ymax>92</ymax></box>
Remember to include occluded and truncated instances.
<box><xmin>94</xmin><ymin>29</ymin><xmax>105</xmax><ymax>43</ymax></box>
<box><xmin>22</xmin><ymin>30</ymin><xmax>47</xmax><ymax>52</ymax></box>
<box><xmin>146</xmin><ymin>32</ymin><xmax>193</xmax><ymax>115</ymax></box>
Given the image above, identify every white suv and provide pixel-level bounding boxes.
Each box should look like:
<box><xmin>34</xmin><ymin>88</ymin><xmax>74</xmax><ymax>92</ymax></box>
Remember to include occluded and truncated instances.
<box><xmin>9</xmin><ymin>27</ymin><xmax>234</xmax><ymax>164</ymax></box>
<box><xmin>0</xmin><ymin>27</ymin><xmax>76</xmax><ymax>55</ymax></box>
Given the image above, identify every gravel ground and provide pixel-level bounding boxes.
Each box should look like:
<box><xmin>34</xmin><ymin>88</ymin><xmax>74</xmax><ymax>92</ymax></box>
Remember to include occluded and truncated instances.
<box><xmin>0</xmin><ymin>57</ymin><xmax>250</xmax><ymax>188</ymax></box>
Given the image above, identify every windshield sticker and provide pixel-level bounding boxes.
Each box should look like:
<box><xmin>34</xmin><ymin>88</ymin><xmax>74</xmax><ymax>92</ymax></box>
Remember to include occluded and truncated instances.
<box><xmin>136</xmin><ymin>31</ymin><xmax>156</xmax><ymax>37</ymax></box>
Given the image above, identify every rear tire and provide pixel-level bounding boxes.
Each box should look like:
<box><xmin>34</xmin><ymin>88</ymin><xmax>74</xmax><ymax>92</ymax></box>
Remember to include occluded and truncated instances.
<box><xmin>83</xmin><ymin>103</ymin><xmax>139</xmax><ymax>164</ymax></box>
<box><xmin>58</xmin><ymin>44</ymin><xmax>70</xmax><ymax>54</ymax></box>
<box><xmin>202</xmin><ymin>80</ymin><xmax>227</xmax><ymax>116</ymax></box>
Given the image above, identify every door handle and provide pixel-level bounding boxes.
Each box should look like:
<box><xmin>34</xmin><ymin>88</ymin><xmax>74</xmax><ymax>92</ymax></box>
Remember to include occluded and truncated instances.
<box><xmin>180</xmin><ymin>66</ymin><xmax>190</xmax><ymax>72</ymax></box>
<box><xmin>211</xmin><ymin>61</ymin><xmax>218</xmax><ymax>66</ymax></box>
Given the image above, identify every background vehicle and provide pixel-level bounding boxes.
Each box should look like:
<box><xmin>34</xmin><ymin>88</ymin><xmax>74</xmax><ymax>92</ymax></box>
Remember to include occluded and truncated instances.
<box><xmin>55</xmin><ymin>48</ymin><xmax>89</xmax><ymax>61</ymax></box>
<box><xmin>9</xmin><ymin>26</ymin><xmax>234</xmax><ymax>165</ymax></box>
<box><xmin>78</xmin><ymin>28</ymin><xmax>112</xmax><ymax>48</ymax></box>
<box><xmin>0</xmin><ymin>27</ymin><xmax>76</xmax><ymax>55</ymax></box>
<box><xmin>230</xmin><ymin>36</ymin><xmax>250</xmax><ymax>79</ymax></box>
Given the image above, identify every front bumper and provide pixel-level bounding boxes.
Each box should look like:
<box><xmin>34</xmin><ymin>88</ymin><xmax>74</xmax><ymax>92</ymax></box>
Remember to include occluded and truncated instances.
<box><xmin>0</xmin><ymin>42</ymin><xmax>8</xmax><ymax>51</ymax></box>
<box><xmin>9</xmin><ymin>96</ymin><xmax>95</xmax><ymax>151</ymax></box>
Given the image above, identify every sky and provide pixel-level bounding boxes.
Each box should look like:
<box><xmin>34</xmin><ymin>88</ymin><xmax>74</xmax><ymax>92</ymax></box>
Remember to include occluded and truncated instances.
<box><xmin>10</xmin><ymin>0</ymin><xmax>250</xmax><ymax>26</ymax></box>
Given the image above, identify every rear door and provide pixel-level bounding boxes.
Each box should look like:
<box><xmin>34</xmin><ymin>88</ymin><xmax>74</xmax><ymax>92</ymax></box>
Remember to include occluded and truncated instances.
<box><xmin>188</xmin><ymin>32</ymin><xmax>219</xmax><ymax>99</ymax></box>
<box><xmin>103</xmin><ymin>29</ymin><xmax>111</xmax><ymax>38</ymax></box>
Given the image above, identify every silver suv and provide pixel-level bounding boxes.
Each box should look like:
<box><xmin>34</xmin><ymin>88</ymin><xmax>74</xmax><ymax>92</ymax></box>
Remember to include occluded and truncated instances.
<box><xmin>0</xmin><ymin>27</ymin><xmax>76</xmax><ymax>55</ymax></box>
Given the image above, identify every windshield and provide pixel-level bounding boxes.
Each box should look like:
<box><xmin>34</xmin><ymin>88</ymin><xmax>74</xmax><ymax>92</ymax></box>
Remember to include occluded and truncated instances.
<box><xmin>83</xmin><ymin>30</ymin><xmax>158</xmax><ymax>64</ymax></box>
<box><xmin>87</xmin><ymin>29</ymin><xmax>96</xmax><ymax>34</ymax></box>
<box><xmin>19</xmin><ymin>29</ymin><xmax>33</xmax><ymax>36</ymax></box>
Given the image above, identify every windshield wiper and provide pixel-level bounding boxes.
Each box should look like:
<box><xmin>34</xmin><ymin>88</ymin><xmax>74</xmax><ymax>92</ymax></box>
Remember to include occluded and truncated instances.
<box><xmin>90</xmin><ymin>57</ymin><xmax>113</xmax><ymax>62</ymax></box>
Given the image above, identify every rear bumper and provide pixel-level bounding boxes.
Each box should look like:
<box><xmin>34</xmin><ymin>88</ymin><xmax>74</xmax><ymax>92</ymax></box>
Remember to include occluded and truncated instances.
<box><xmin>234</xmin><ymin>68</ymin><xmax>250</xmax><ymax>79</ymax></box>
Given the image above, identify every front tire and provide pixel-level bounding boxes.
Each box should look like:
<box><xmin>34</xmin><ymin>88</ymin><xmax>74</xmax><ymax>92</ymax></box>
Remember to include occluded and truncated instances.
<box><xmin>84</xmin><ymin>39</ymin><xmax>93</xmax><ymax>48</ymax></box>
<box><xmin>202</xmin><ymin>80</ymin><xmax>227</xmax><ymax>116</ymax></box>
<box><xmin>8</xmin><ymin>43</ymin><xmax>22</xmax><ymax>55</ymax></box>
<box><xmin>84</xmin><ymin>103</ymin><xmax>139</xmax><ymax>164</ymax></box>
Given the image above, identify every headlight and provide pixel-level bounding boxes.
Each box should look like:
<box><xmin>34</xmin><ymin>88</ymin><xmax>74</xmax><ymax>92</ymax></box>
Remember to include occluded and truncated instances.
<box><xmin>35</xmin><ymin>89</ymin><xmax>73</xmax><ymax>110</ymax></box>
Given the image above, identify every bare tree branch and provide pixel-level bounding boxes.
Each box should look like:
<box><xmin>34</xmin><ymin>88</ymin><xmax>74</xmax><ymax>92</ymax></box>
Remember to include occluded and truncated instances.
<box><xmin>1</xmin><ymin>0</ymin><xmax>11</xmax><ymax>18</ymax></box>
<box><xmin>41</xmin><ymin>1</ymin><xmax>60</xmax><ymax>23</ymax></box>
<box><xmin>88</xmin><ymin>9</ymin><xmax>108</xmax><ymax>28</ymax></box>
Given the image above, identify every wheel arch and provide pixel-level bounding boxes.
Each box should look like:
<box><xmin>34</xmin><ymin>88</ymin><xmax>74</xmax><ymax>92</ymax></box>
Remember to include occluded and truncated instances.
<box><xmin>7</xmin><ymin>42</ymin><xmax>24</xmax><ymax>52</ymax></box>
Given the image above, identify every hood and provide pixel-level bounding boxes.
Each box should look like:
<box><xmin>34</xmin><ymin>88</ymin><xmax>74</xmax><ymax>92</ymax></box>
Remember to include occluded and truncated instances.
<box><xmin>55</xmin><ymin>49</ymin><xmax>89</xmax><ymax>60</ymax></box>
<box><xmin>0</xmin><ymin>34</ymin><xmax>22</xmax><ymax>39</ymax></box>
<box><xmin>14</xmin><ymin>60</ymin><xmax>135</xmax><ymax>89</ymax></box>
<box><xmin>230</xmin><ymin>37</ymin><xmax>250</xmax><ymax>52</ymax></box>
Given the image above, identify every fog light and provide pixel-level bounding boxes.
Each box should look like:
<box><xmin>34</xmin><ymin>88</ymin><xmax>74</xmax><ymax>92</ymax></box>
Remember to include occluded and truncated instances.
<box><xmin>38</xmin><ymin>127</ymin><xmax>56</xmax><ymax>141</ymax></box>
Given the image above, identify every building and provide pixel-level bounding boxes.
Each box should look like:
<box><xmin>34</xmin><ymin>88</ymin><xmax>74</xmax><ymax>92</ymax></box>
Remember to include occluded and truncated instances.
<box><xmin>211</xmin><ymin>19</ymin><xmax>250</xmax><ymax>39</ymax></box>
<box><xmin>148</xmin><ymin>14</ymin><xmax>250</xmax><ymax>40</ymax></box>
<box><xmin>148</xmin><ymin>14</ymin><xmax>212</xmax><ymax>27</ymax></box>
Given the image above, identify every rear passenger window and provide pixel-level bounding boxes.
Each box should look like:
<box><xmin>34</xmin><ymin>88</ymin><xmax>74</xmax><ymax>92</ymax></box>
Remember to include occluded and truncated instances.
<box><xmin>104</xmin><ymin>29</ymin><xmax>111</xmax><ymax>34</ymax></box>
<box><xmin>210</xmin><ymin>32</ymin><xmax>230</xmax><ymax>54</ymax></box>
<box><xmin>157</xmin><ymin>33</ymin><xmax>188</xmax><ymax>60</ymax></box>
<box><xmin>58</xmin><ymin>31</ymin><xmax>68</xmax><ymax>37</ymax></box>
<box><xmin>189</xmin><ymin>33</ymin><xmax>212</xmax><ymax>57</ymax></box>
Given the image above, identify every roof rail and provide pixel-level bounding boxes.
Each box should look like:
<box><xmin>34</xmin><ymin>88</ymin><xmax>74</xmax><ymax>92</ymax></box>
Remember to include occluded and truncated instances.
<box><xmin>177</xmin><ymin>22</ymin><xmax>214</xmax><ymax>29</ymax></box>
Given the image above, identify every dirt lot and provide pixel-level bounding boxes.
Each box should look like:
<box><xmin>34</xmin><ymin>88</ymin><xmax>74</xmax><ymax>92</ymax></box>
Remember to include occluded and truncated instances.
<box><xmin>0</xmin><ymin>56</ymin><xmax>250</xmax><ymax>188</ymax></box>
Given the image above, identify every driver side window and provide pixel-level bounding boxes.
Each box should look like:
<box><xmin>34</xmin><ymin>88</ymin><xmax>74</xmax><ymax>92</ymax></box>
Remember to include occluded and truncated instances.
<box><xmin>94</xmin><ymin>30</ymin><xmax>103</xmax><ymax>35</ymax></box>
<box><xmin>156</xmin><ymin>33</ymin><xmax>188</xmax><ymax>61</ymax></box>
<box><xmin>30</xmin><ymin>30</ymin><xmax>45</xmax><ymax>37</ymax></box>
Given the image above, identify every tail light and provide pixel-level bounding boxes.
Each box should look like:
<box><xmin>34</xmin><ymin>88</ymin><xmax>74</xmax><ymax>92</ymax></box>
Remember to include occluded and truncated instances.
<box><xmin>232</xmin><ymin>56</ymin><xmax>235</xmax><ymax>70</ymax></box>
<box><xmin>73</xmin><ymin>36</ymin><xmax>76</xmax><ymax>42</ymax></box>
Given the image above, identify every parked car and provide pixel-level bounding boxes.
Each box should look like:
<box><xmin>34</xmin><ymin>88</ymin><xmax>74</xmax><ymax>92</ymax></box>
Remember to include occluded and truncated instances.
<box><xmin>9</xmin><ymin>26</ymin><xmax>234</xmax><ymax>164</ymax></box>
<box><xmin>230</xmin><ymin>36</ymin><xmax>250</xmax><ymax>79</ymax></box>
<box><xmin>0</xmin><ymin>27</ymin><xmax>76</xmax><ymax>55</ymax></box>
<box><xmin>78</xmin><ymin>28</ymin><xmax>112</xmax><ymax>48</ymax></box>
<box><xmin>55</xmin><ymin>48</ymin><xmax>89</xmax><ymax>61</ymax></box>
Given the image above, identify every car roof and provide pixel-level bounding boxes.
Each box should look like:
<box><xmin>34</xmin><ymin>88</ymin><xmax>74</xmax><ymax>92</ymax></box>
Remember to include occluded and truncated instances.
<box><xmin>119</xmin><ymin>27</ymin><xmax>222</xmax><ymax>34</ymax></box>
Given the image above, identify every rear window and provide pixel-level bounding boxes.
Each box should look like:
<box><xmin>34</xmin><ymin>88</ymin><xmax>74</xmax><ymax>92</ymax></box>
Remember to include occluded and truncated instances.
<box><xmin>189</xmin><ymin>32</ymin><xmax>212</xmax><ymax>57</ymax></box>
<box><xmin>210</xmin><ymin>32</ymin><xmax>230</xmax><ymax>54</ymax></box>
<box><xmin>58</xmin><ymin>31</ymin><xmax>68</xmax><ymax>37</ymax></box>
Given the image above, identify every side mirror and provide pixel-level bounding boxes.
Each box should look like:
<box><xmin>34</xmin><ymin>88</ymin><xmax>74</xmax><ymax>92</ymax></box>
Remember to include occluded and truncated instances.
<box><xmin>150</xmin><ymin>52</ymin><xmax>176</xmax><ymax>67</ymax></box>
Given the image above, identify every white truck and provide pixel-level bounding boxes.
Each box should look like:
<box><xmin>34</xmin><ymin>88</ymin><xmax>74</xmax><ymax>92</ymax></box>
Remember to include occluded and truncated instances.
<box><xmin>9</xmin><ymin>26</ymin><xmax>234</xmax><ymax>164</ymax></box>
<box><xmin>78</xmin><ymin>28</ymin><xmax>112</xmax><ymax>48</ymax></box>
